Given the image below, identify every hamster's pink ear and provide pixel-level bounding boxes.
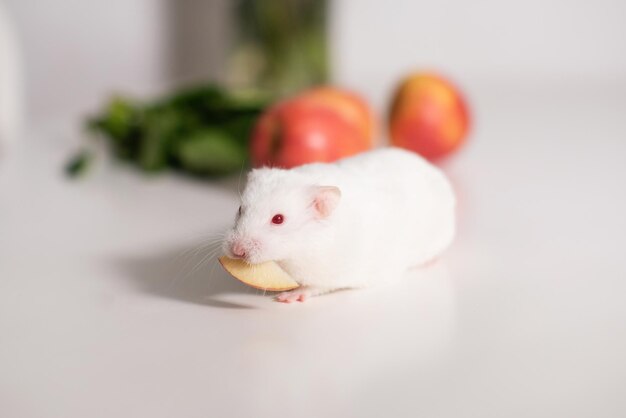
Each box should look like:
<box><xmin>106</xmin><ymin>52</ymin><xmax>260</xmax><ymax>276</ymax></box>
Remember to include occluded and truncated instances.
<box><xmin>311</xmin><ymin>186</ymin><xmax>341</xmax><ymax>218</ymax></box>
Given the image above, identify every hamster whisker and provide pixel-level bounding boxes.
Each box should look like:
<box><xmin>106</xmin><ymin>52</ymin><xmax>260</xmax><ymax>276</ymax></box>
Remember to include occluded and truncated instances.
<box><xmin>172</xmin><ymin>237</ymin><xmax>225</xmax><ymax>288</ymax></box>
<box><xmin>187</xmin><ymin>246</ymin><xmax>220</xmax><ymax>277</ymax></box>
<box><xmin>204</xmin><ymin>248</ymin><xmax>227</xmax><ymax>292</ymax></box>
<box><xmin>170</xmin><ymin>245</ymin><xmax>223</xmax><ymax>291</ymax></box>
<box><xmin>182</xmin><ymin>230</ymin><xmax>227</xmax><ymax>244</ymax></box>
<box><xmin>176</xmin><ymin>234</ymin><xmax>226</xmax><ymax>263</ymax></box>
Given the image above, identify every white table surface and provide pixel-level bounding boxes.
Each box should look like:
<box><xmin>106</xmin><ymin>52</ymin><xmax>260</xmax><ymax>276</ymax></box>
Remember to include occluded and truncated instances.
<box><xmin>1</xmin><ymin>85</ymin><xmax>625</xmax><ymax>417</ymax></box>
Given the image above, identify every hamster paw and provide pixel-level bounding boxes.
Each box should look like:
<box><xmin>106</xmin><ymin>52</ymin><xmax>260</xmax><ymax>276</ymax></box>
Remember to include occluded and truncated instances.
<box><xmin>275</xmin><ymin>288</ymin><xmax>312</xmax><ymax>303</ymax></box>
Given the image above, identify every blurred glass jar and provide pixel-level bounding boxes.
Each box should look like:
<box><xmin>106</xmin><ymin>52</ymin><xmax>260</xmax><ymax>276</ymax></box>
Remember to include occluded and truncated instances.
<box><xmin>227</xmin><ymin>0</ymin><xmax>328</xmax><ymax>96</ymax></box>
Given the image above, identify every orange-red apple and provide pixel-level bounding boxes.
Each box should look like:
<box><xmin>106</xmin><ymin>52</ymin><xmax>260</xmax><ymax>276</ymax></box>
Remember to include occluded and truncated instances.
<box><xmin>303</xmin><ymin>86</ymin><xmax>376</xmax><ymax>142</ymax></box>
<box><xmin>389</xmin><ymin>72</ymin><xmax>470</xmax><ymax>160</ymax></box>
<box><xmin>250</xmin><ymin>87</ymin><xmax>375</xmax><ymax>168</ymax></box>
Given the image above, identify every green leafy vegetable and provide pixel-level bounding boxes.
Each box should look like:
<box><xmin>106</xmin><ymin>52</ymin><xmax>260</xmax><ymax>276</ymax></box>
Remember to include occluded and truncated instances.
<box><xmin>176</xmin><ymin>129</ymin><xmax>247</xmax><ymax>176</ymax></box>
<box><xmin>82</xmin><ymin>84</ymin><xmax>269</xmax><ymax>177</ymax></box>
<box><xmin>65</xmin><ymin>151</ymin><xmax>92</xmax><ymax>178</ymax></box>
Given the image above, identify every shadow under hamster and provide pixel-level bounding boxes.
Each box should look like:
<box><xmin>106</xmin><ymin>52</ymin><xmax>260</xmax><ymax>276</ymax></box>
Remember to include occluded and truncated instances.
<box><xmin>110</xmin><ymin>242</ymin><xmax>261</xmax><ymax>309</ymax></box>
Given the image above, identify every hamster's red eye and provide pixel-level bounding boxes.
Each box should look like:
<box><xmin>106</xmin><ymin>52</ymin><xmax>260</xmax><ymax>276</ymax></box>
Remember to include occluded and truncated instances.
<box><xmin>271</xmin><ymin>214</ymin><xmax>284</xmax><ymax>225</ymax></box>
<box><xmin>238</xmin><ymin>206</ymin><xmax>242</xmax><ymax>216</ymax></box>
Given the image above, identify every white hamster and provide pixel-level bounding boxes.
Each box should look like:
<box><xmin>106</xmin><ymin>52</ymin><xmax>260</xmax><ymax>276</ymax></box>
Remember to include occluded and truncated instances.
<box><xmin>223</xmin><ymin>147</ymin><xmax>456</xmax><ymax>302</ymax></box>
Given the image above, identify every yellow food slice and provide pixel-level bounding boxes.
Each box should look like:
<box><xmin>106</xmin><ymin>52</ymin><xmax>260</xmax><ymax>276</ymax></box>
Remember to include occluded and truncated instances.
<box><xmin>218</xmin><ymin>256</ymin><xmax>300</xmax><ymax>291</ymax></box>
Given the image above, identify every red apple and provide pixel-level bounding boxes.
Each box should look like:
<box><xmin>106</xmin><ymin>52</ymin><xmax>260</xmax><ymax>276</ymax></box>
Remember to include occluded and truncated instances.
<box><xmin>389</xmin><ymin>72</ymin><xmax>470</xmax><ymax>160</ymax></box>
<box><xmin>303</xmin><ymin>86</ymin><xmax>376</xmax><ymax>142</ymax></box>
<box><xmin>250</xmin><ymin>87</ymin><xmax>375</xmax><ymax>168</ymax></box>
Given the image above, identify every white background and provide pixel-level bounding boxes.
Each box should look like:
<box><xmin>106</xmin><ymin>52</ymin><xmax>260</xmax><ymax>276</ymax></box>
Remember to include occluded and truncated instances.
<box><xmin>4</xmin><ymin>0</ymin><xmax>626</xmax><ymax>125</ymax></box>
<box><xmin>1</xmin><ymin>1</ymin><xmax>625</xmax><ymax>417</ymax></box>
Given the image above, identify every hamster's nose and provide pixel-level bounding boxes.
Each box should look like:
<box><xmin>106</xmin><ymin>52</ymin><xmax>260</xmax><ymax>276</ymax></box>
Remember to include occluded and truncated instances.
<box><xmin>231</xmin><ymin>242</ymin><xmax>246</xmax><ymax>258</ymax></box>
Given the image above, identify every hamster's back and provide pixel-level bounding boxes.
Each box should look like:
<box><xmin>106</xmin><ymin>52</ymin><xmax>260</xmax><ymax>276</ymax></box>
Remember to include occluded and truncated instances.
<box><xmin>294</xmin><ymin>148</ymin><xmax>456</xmax><ymax>286</ymax></box>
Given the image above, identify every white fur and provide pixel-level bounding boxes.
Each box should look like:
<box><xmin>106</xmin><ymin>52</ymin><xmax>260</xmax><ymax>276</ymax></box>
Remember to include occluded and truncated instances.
<box><xmin>224</xmin><ymin>147</ymin><xmax>456</xmax><ymax>297</ymax></box>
